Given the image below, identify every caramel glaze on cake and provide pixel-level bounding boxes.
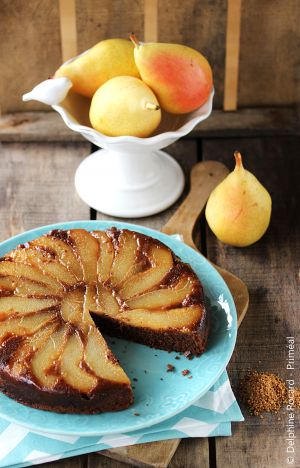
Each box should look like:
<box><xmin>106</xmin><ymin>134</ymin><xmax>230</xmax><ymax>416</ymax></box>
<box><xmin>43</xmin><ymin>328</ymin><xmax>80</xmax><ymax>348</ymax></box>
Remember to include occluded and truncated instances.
<box><xmin>0</xmin><ymin>228</ymin><xmax>209</xmax><ymax>414</ymax></box>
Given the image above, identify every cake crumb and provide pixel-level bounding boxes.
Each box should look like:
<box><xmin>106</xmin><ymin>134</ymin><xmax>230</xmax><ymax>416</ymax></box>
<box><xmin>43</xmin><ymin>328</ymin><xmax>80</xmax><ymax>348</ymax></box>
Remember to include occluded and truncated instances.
<box><xmin>175</xmin><ymin>356</ymin><xmax>180</xmax><ymax>360</ymax></box>
<box><xmin>133</xmin><ymin>378</ymin><xmax>138</xmax><ymax>382</ymax></box>
<box><xmin>134</xmin><ymin>412</ymin><xmax>140</xmax><ymax>416</ymax></box>
<box><xmin>183</xmin><ymin>351</ymin><xmax>191</xmax><ymax>358</ymax></box>
<box><xmin>182</xmin><ymin>369</ymin><xmax>190</xmax><ymax>376</ymax></box>
<box><xmin>188</xmin><ymin>376</ymin><xmax>193</xmax><ymax>379</ymax></box>
<box><xmin>167</xmin><ymin>364</ymin><xmax>175</xmax><ymax>372</ymax></box>
<box><xmin>160</xmin><ymin>377</ymin><xmax>164</xmax><ymax>381</ymax></box>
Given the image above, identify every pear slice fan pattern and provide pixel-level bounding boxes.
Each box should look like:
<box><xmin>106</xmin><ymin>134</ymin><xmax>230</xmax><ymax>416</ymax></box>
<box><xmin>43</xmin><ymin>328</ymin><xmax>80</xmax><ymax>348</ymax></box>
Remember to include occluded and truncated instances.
<box><xmin>0</xmin><ymin>228</ymin><xmax>208</xmax><ymax>414</ymax></box>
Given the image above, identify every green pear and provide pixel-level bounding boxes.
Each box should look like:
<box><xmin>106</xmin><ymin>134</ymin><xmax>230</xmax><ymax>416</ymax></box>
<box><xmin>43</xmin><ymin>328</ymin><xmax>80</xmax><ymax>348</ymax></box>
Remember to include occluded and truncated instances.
<box><xmin>55</xmin><ymin>39</ymin><xmax>140</xmax><ymax>98</ymax></box>
<box><xmin>89</xmin><ymin>76</ymin><xmax>161</xmax><ymax>137</ymax></box>
<box><xmin>205</xmin><ymin>152</ymin><xmax>272</xmax><ymax>247</ymax></box>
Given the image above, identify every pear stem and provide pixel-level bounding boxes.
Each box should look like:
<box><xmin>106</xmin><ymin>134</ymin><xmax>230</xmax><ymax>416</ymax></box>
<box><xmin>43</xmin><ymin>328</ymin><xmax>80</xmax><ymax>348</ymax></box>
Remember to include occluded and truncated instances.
<box><xmin>145</xmin><ymin>102</ymin><xmax>160</xmax><ymax>110</ymax></box>
<box><xmin>130</xmin><ymin>33</ymin><xmax>140</xmax><ymax>47</ymax></box>
<box><xmin>234</xmin><ymin>151</ymin><xmax>244</xmax><ymax>169</ymax></box>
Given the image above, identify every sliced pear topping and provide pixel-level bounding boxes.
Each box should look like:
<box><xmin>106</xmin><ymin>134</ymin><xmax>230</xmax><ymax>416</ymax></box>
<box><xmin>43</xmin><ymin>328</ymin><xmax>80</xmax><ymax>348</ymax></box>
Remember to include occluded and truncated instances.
<box><xmin>127</xmin><ymin>276</ymin><xmax>194</xmax><ymax>310</ymax></box>
<box><xmin>31</xmin><ymin>324</ymin><xmax>68</xmax><ymax>388</ymax></box>
<box><xmin>119</xmin><ymin>245</ymin><xmax>173</xmax><ymax>299</ymax></box>
<box><xmin>69</xmin><ymin>229</ymin><xmax>99</xmax><ymax>283</ymax></box>
<box><xmin>94</xmin><ymin>283</ymin><xmax>120</xmax><ymax>316</ymax></box>
<box><xmin>0</xmin><ymin>275</ymin><xmax>61</xmax><ymax>297</ymax></box>
<box><xmin>110</xmin><ymin>231</ymin><xmax>138</xmax><ymax>286</ymax></box>
<box><xmin>83</xmin><ymin>284</ymin><xmax>98</xmax><ymax>326</ymax></box>
<box><xmin>118</xmin><ymin>306</ymin><xmax>203</xmax><ymax>330</ymax></box>
<box><xmin>11</xmin><ymin>321</ymin><xmax>59</xmax><ymax>377</ymax></box>
<box><xmin>60</xmin><ymin>288</ymin><xmax>85</xmax><ymax>327</ymax></box>
<box><xmin>92</xmin><ymin>231</ymin><xmax>114</xmax><ymax>283</ymax></box>
<box><xmin>10</xmin><ymin>247</ymin><xmax>78</xmax><ymax>286</ymax></box>
<box><xmin>0</xmin><ymin>311</ymin><xmax>58</xmax><ymax>344</ymax></box>
<box><xmin>31</xmin><ymin>235</ymin><xmax>83</xmax><ymax>281</ymax></box>
<box><xmin>0</xmin><ymin>296</ymin><xmax>58</xmax><ymax>318</ymax></box>
<box><xmin>60</xmin><ymin>331</ymin><xmax>98</xmax><ymax>393</ymax></box>
<box><xmin>0</xmin><ymin>261</ymin><xmax>63</xmax><ymax>294</ymax></box>
<box><xmin>84</xmin><ymin>326</ymin><xmax>129</xmax><ymax>383</ymax></box>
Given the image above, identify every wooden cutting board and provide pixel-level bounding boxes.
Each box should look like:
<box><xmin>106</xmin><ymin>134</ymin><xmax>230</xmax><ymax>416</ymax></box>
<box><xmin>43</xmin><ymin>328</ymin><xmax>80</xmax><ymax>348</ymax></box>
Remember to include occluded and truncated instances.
<box><xmin>100</xmin><ymin>161</ymin><xmax>249</xmax><ymax>468</ymax></box>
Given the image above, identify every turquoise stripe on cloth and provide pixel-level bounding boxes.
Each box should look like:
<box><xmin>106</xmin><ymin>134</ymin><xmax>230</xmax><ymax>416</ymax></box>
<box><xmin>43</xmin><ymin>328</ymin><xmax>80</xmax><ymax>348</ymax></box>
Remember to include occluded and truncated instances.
<box><xmin>0</xmin><ymin>370</ymin><xmax>243</xmax><ymax>467</ymax></box>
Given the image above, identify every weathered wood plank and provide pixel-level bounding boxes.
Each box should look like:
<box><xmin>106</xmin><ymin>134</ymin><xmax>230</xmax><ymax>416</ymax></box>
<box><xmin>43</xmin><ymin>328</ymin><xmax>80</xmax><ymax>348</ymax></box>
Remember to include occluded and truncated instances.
<box><xmin>101</xmin><ymin>440</ymin><xmax>180</xmax><ymax>468</ymax></box>
<box><xmin>239</xmin><ymin>0</ymin><xmax>300</xmax><ymax>107</ymax></box>
<box><xmin>0</xmin><ymin>107</ymin><xmax>298</xmax><ymax>143</ymax></box>
<box><xmin>202</xmin><ymin>136</ymin><xmax>300</xmax><ymax>468</ymax></box>
<box><xmin>0</xmin><ymin>141</ymin><xmax>90</xmax><ymax>241</ymax></box>
<box><xmin>223</xmin><ymin>0</ymin><xmax>241</xmax><ymax>111</ymax></box>
<box><xmin>0</xmin><ymin>0</ymin><xmax>62</xmax><ymax>113</ymax></box>
<box><xmin>75</xmin><ymin>0</ymin><xmax>144</xmax><ymax>52</ymax></box>
<box><xmin>36</xmin><ymin>455</ymin><xmax>87</xmax><ymax>468</ymax></box>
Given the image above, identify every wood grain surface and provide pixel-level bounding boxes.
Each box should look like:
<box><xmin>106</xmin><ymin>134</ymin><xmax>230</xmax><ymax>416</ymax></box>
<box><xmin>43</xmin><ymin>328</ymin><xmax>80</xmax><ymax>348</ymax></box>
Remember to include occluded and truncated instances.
<box><xmin>203</xmin><ymin>136</ymin><xmax>300</xmax><ymax>468</ymax></box>
<box><xmin>223</xmin><ymin>0</ymin><xmax>241</xmax><ymax>111</ymax></box>
<box><xmin>0</xmin><ymin>141</ymin><xmax>89</xmax><ymax>240</ymax></box>
<box><xmin>1</xmin><ymin>1</ymin><xmax>300</xmax><ymax>112</ymax></box>
<box><xmin>0</xmin><ymin>0</ymin><xmax>62</xmax><ymax>113</ymax></box>
<box><xmin>239</xmin><ymin>0</ymin><xmax>300</xmax><ymax>107</ymax></box>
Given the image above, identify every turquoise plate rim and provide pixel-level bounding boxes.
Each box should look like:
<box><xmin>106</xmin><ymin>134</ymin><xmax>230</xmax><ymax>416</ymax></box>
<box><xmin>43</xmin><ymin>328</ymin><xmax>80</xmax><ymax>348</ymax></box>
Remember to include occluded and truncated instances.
<box><xmin>0</xmin><ymin>220</ymin><xmax>237</xmax><ymax>436</ymax></box>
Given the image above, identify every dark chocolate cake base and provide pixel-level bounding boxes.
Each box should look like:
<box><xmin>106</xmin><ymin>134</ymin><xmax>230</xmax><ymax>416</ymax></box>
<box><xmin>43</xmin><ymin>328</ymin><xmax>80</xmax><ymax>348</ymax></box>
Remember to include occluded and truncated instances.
<box><xmin>92</xmin><ymin>307</ymin><xmax>209</xmax><ymax>356</ymax></box>
<box><xmin>0</xmin><ymin>371</ymin><xmax>133</xmax><ymax>414</ymax></box>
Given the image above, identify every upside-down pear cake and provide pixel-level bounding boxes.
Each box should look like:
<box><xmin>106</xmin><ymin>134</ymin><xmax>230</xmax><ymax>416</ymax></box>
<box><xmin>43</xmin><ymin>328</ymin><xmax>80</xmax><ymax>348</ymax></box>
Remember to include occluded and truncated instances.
<box><xmin>0</xmin><ymin>228</ymin><xmax>209</xmax><ymax>413</ymax></box>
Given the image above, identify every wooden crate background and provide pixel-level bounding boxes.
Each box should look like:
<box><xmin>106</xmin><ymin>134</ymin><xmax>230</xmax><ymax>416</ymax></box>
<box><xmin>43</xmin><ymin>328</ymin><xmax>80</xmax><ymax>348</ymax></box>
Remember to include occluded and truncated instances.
<box><xmin>1</xmin><ymin>0</ymin><xmax>300</xmax><ymax>114</ymax></box>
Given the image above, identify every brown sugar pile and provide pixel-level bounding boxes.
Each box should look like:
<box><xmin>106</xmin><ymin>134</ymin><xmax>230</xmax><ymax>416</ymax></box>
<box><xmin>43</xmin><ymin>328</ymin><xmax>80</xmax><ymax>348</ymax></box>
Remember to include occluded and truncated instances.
<box><xmin>239</xmin><ymin>372</ymin><xmax>288</xmax><ymax>415</ymax></box>
<box><xmin>294</xmin><ymin>388</ymin><xmax>300</xmax><ymax>408</ymax></box>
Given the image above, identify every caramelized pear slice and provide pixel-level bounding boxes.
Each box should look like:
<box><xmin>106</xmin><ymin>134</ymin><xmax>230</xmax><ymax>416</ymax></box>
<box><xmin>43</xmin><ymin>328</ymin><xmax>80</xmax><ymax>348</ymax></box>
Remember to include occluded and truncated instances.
<box><xmin>60</xmin><ymin>330</ymin><xmax>98</xmax><ymax>393</ymax></box>
<box><xmin>119</xmin><ymin>245</ymin><xmax>173</xmax><ymax>299</ymax></box>
<box><xmin>31</xmin><ymin>324</ymin><xmax>68</xmax><ymax>388</ymax></box>
<box><xmin>94</xmin><ymin>283</ymin><xmax>120</xmax><ymax>316</ymax></box>
<box><xmin>0</xmin><ymin>261</ymin><xmax>63</xmax><ymax>294</ymax></box>
<box><xmin>9</xmin><ymin>247</ymin><xmax>78</xmax><ymax>286</ymax></box>
<box><xmin>84</xmin><ymin>326</ymin><xmax>129</xmax><ymax>383</ymax></box>
<box><xmin>92</xmin><ymin>231</ymin><xmax>114</xmax><ymax>283</ymax></box>
<box><xmin>69</xmin><ymin>229</ymin><xmax>99</xmax><ymax>283</ymax></box>
<box><xmin>10</xmin><ymin>321</ymin><xmax>59</xmax><ymax>377</ymax></box>
<box><xmin>31</xmin><ymin>235</ymin><xmax>83</xmax><ymax>281</ymax></box>
<box><xmin>83</xmin><ymin>284</ymin><xmax>98</xmax><ymax>325</ymax></box>
<box><xmin>60</xmin><ymin>288</ymin><xmax>85</xmax><ymax>327</ymax></box>
<box><xmin>0</xmin><ymin>296</ymin><xmax>59</xmax><ymax>319</ymax></box>
<box><xmin>0</xmin><ymin>310</ymin><xmax>58</xmax><ymax>344</ymax></box>
<box><xmin>127</xmin><ymin>277</ymin><xmax>194</xmax><ymax>310</ymax></box>
<box><xmin>118</xmin><ymin>306</ymin><xmax>203</xmax><ymax>330</ymax></box>
<box><xmin>110</xmin><ymin>231</ymin><xmax>138</xmax><ymax>286</ymax></box>
<box><xmin>0</xmin><ymin>276</ymin><xmax>60</xmax><ymax>297</ymax></box>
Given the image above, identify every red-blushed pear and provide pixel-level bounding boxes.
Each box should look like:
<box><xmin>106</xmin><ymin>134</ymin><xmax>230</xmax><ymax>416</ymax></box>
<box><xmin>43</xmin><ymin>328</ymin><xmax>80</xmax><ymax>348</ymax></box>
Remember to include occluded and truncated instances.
<box><xmin>130</xmin><ymin>34</ymin><xmax>213</xmax><ymax>114</ymax></box>
<box><xmin>205</xmin><ymin>152</ymin><xmax>272</xmax><ymax>247</ymax></box>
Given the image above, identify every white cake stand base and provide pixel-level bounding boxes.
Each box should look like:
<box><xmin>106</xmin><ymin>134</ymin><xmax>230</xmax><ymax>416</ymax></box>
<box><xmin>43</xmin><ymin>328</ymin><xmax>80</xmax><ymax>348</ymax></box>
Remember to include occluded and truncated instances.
<box><xmin>75</xmin><ymin>149</ymin><xmax>185</xmax><ymax>218</ymax></box>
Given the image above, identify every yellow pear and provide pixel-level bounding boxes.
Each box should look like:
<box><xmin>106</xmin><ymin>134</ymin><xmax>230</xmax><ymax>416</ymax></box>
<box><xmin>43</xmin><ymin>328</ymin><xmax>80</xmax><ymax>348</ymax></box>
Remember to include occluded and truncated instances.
<box><xmin>54</xmin><ymin>39</ymin><xmax>140</xmax><ymax>98</ymax></box>
<box><xmin>89</xmin><ymin>76</ymin><xmax>161</xmax><ymax>137</ymax></box>
<box><xmin>205</xmin><ymin>152</ymin><xmax>272</xmax><ymax>247</ymax></box>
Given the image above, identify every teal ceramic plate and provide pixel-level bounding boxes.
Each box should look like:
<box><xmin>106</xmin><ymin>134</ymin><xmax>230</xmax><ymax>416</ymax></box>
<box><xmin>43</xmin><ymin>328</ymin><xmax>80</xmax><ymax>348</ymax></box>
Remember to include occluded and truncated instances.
<box><xmin>0</xmin><ymin>221</ymin><xmax>237</xmax><ymax>436</ymax></box>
